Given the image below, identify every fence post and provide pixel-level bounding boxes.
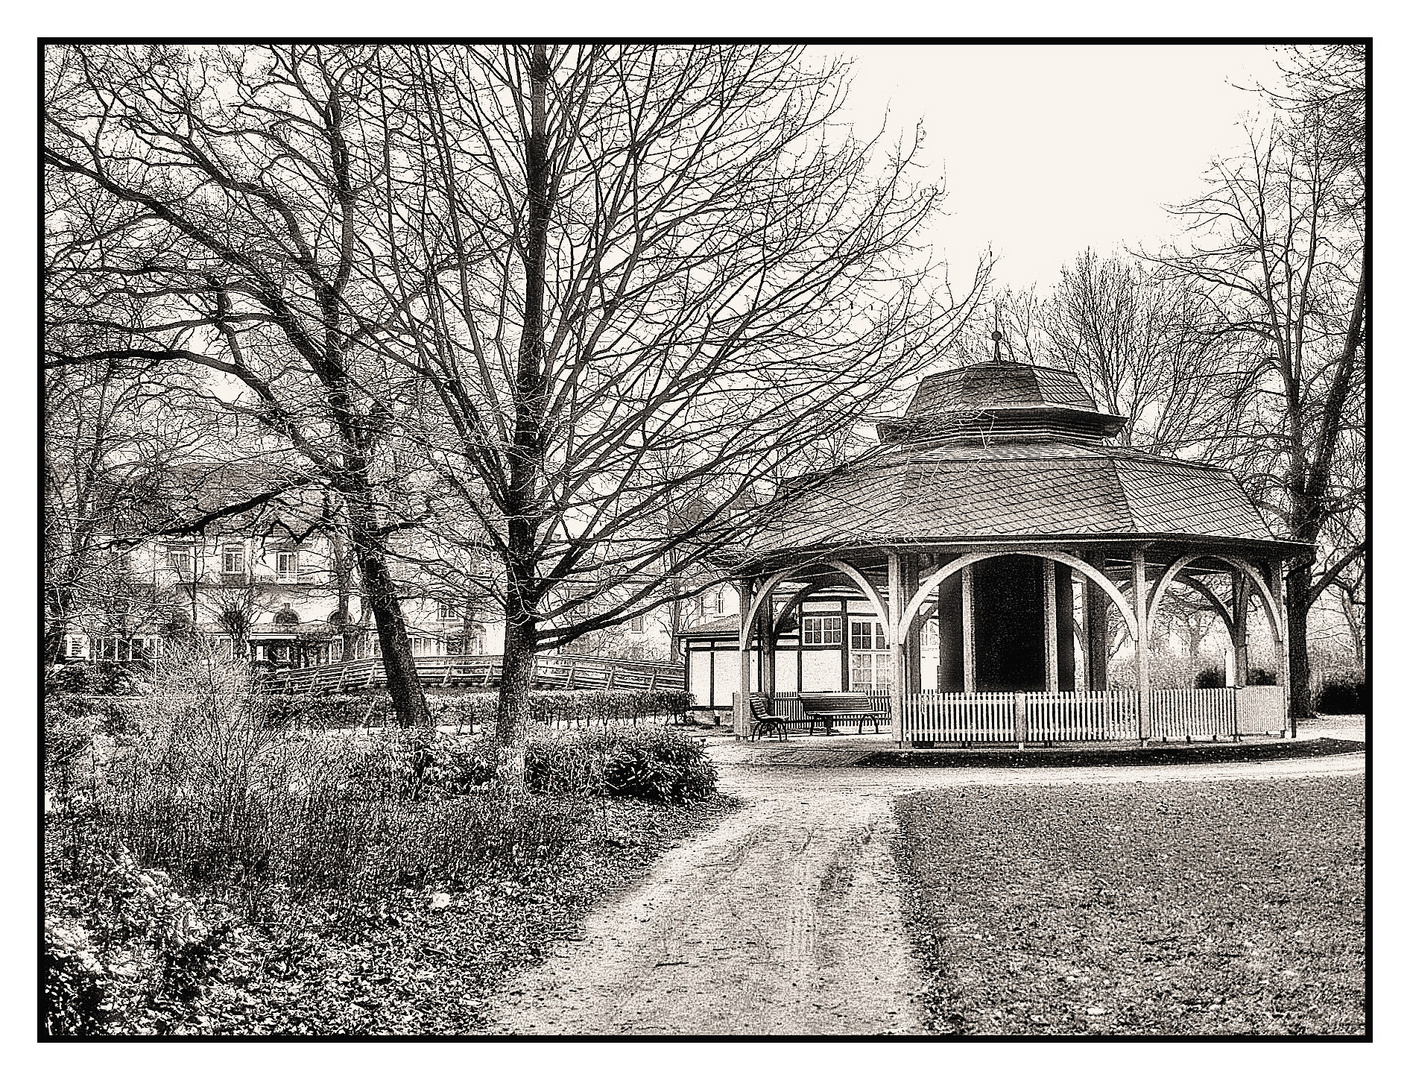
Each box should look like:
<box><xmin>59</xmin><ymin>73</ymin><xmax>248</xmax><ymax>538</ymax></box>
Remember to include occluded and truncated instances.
<box><xmin>1014</xmin><ymin>693</ymin><xmax>1027</xmax><ymax>748</ymax></box>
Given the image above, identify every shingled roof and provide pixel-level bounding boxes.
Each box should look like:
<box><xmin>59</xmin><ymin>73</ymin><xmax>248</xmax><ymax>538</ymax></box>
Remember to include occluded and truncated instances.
<box><xmin>877</xmin><ymin>362</ymin><xmax>1128</xmax><ymax>446</ymax></box>
<box><xmin>742</xmin><ymin>440</ymin><xmax>1289</xmax><ymax>562</ymax></box>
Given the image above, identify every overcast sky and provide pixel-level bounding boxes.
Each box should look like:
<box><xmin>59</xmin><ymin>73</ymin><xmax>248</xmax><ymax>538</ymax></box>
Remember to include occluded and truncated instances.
<box><xmin>816</xmin><ymin>44</ymin><xmax>1287</xmax><ymax>293</ymax></box>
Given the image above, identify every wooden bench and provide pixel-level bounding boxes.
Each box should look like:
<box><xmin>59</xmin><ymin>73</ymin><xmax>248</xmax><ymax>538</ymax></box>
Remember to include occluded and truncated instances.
<box><xmin>797</xmin><ymin>692</ymin><xmax>887</xmax><ymax>735</ymax></box>
<box><xmin>746</xmin><ymin>694</ymin><xmax>791</xmax><ymax>741</ymax></box>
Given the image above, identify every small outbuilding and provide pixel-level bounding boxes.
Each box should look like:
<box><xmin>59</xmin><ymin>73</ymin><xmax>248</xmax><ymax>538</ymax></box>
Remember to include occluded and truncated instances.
<box><xmin>685</xmin><ymin>359</ymin><xmax>1308</xmax><ymax>745</ymax></box>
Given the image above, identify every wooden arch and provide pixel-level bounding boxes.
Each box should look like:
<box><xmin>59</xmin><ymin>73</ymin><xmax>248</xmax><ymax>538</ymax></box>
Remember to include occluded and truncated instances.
<box><xmin>898</xmin><ymin>550</ymin><xmax>1140</xmax><ymax>643</ymax></box>
<box><xmin>740</xmin><ymin>558</ymin><xmax>890</xmax><ymax>650</ymax></box>
<box><xmin>1147</xmin><ymin>553</ymin><xmax>1283</xmax><ymax>644</ymax></box>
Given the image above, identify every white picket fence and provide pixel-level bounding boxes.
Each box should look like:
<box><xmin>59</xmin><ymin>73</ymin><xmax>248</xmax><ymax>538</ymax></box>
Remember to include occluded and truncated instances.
<box><xmin>901</xmin><ymin>691</ymin><xmax>1020</xmax><ymax>743</ymax></box>
<box><xmin>1150</xmin><ymin>687</ymin><xmax>1238</xmax><ymax>741</ymax></box>
<box><xmin>1026</xmin><ymin>690</ymin><xmax>1140</xmax><ymax>742</ymax></box>
<box><xmin>773</xmin><ymin>686</ymin><xmax>1282</xmax><ymax>744</ymax></box>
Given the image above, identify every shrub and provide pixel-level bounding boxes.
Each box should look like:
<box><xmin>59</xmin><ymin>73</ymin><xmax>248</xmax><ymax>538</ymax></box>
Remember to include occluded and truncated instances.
<box><xmin>1316</xmin><ymin>677</ymin><xmax>1367</xmax><ymax>715</ymax></box>
<box><xmin>259</xmin><ymin>687</ymin><xmax>692</xmax><ymax>732</ymax></box>
<box><xmin>47</xmin><ymin>692</ymin><xmax>141</xmax><ymax>734</ymax></box>
<box><xmin>1247</xmin><ymin>667</ymin><xmax>1278</xmax><ymax>686</ymax></box>
<box><xmin>525</xmin><ymin>726</ymin><xmax>717</xmax><ymax>803</ymax></box>
<box><xmin>1194</xmin><ymin>666</ymin><xmax>1227</xmax><ymax>689</ymax></box>
<box><xmin>44</xmin><ymin>848</ymin><xmax>236</xmax><ymax>1035</ymax></box>
<box><xmin>423</xmin><ymin>726</ymin><xmax>716</xmax><ymax>804</ymax></box>
<box><xmin>263</xmin><ymin>693</ymin><xmax>393</xmax><ymax>730</ymax></box>
<box><xmin>46</xmin><ymin>661</ymin><xmax>148</xmax><ymax>696</ymax></box>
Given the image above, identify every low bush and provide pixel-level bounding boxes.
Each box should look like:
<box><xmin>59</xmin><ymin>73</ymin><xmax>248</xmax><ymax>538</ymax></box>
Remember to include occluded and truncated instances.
<box><xmin>530</xmin><ymin>726</ymin><xmax>717</xmax><ymax>803</ymax></box>
<box><xmin>1194</xmin><ymin>666</ymin><xmax>1226</xmax><ymax>689</ymax></box>
<box><xmin>45</xmin><ymin>847</ymin><xmax>237</xmax><ymax>1035</ymax></box>
<box><xmin>422</xmin><ymin>726</ymin><xmax>717</xmax><ymax>804</ymax></box>
<box><xmin>259</xmin><ymin>687</ymin><xmax>692</xmax><ymax>731</ymax></box>
<box><xmin>46</xmin><ymin>692</ymin><xmax>141</xmax><ymax>734</ymax></box>
<box><xmin>46</xmin><ymin>662</ymin><xmax>148</xmax><ymax>696</ymax></box>
<box><xmin>1316</xmin><ymin>677</ymin><xmax>1367</xmax><ymax>715</ymax></box>
<box><xmin>263</xmin><ymin>693</ymin><xmax>393</xmax><ymax>730</ymax></box>
<box><xmin>1247</xmin><ymin>667</ymin><xmax>1278</xmax><ymax>686</ymax></box>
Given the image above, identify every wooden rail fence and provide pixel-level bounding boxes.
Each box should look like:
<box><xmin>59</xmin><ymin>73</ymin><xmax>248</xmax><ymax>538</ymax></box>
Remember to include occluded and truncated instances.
<box><xmin>260</xmin><ymin>653</ymin><xmax>685</xmax><ymax>695</ymax></box>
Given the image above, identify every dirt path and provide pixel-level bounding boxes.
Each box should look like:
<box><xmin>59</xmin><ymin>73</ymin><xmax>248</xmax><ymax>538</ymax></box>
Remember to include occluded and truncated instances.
<box><xmin>487</xmin><ymin>736</ymin><xmax>1364</xmax><ymax>1036</ymax></box>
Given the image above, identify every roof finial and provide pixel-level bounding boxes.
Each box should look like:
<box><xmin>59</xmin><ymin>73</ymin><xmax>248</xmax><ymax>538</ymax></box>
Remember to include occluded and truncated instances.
<box><xmin>991</xmin><ymin>305</ymin><xmax>1006</xmax><ymax>364</ymax></box>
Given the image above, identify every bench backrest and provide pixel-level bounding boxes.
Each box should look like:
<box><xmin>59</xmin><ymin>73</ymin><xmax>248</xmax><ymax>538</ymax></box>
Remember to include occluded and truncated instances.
<box><xmin>748</xmin><ymin>693</ymin><xmax>775</xmax><ymax>718</ymax></box>
<box><xmin>797</xmin><ymin>692</ymin><xmax>876</xmax><ymax>713</ymax></box>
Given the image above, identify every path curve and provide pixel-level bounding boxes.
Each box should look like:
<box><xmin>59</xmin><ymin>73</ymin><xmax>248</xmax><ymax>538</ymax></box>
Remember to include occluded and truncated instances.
<box><xmin>487</xmin><ymin>737</ymin><xmax>1363</xmax><ymax>1036</ymax></box>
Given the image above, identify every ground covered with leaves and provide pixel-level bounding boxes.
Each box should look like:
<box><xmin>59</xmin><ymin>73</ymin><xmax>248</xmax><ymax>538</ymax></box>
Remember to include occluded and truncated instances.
<box><xmin>44</xmin><ymin>649</ymin><xmax>737</xmax><ymax>1036</ymax></box>
<box><xmin>892</xmin><ymin>776</ymin><xmax>1365</xmax><ymax>1036</ymax></box>
<box><xmin>47</xmin><ymin>793</ymin><xmax>736</xmax><ymax>1035</ymax></box>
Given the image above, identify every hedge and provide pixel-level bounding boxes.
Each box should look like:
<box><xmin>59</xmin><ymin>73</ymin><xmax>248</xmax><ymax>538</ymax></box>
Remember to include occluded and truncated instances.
<box><xmin>262</xmin><ymin>688</ymin><xmax>692</xmax><ymax>731</ymax></box>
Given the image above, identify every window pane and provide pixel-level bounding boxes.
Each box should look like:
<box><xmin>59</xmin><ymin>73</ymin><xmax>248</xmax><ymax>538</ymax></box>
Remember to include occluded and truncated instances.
<box><xmin>850</xmin><ymin>653</ymin><xmax>873</xmax><ymax>691</ymax></box>
<box><xmin>823</xmin><ymin>616</ymin><xmax>842</xmax><ymax>645</ymax></box>
<box><xmin>851</xmin><ymin>622</ymin><xmax>872</xmax><ymax>651</ymax></box>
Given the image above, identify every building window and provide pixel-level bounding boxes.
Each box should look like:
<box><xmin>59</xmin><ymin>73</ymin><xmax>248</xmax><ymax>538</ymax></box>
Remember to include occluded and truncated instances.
<box><xmin>94</xmin><ymin>636</ymin><xmax>132</xmax><ymax>662</ymax></box>
<box><xmin>849</xmin><ymin>619</ymin><xmax>891</xmax><ymax>692</ymax></box>
<box><xmin>222</xmin><ymin>544</ymin><xmax>245</xmax><ymax>576</ymax></box>
<box><xmin>276</xmin><ymin>550</ymin><xmax>299</xmax><ymax>583</ymax></box>
<box><xmin>437</xmin><ymin>600</ymin><xmax>459</xmax><ymax>622</ymax></box>
<box><xmin>850</xmin><ymin>652</ymin><xmax>894</xmax><ymax>692</ymax></box>
<box><xmin>65</xmin><ymin>635</ymin><xmax>87</xmax><ymax>660</ymax></box>
<box><xmin>700</xmin><ymin>592</ymin><xmax>718</xmax><ymax>617</ymax></box>
<box><xmin>802</xmin><ymin>615</ymin><xmax>843</xmax><ymax>645</ymax></box>
<box><xmin>850</xmin><ymin>619</ymin><xmax>886</xmax><ymax>652</ymax></box>
<box><xmin>166</xmin><ymin>546</ymin><xmax>193</xmax><ymax>577</ymax></box>
<box><xmin>411</xmin><ymin>636</ymin><xmax>441</xmax><ymax>657</ymax></box>
<box><xmin>629</xmin><ymin>615</ymin><xmax>646</xmax><ymax>634</ymax></box>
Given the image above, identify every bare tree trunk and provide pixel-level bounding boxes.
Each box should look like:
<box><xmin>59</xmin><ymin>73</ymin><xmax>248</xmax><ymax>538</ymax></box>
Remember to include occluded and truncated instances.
<box><xmin>495</xmin><ymin>564</ymin><xmax>539</xmax><ymax>781</ymax></box>
<box><xmin>346</xmin><ymin>494</ymin><xmax>430</xmax><ymax>727</ymax></box>
<box><xmin>1286</xmin><ymin>558</ymin><xmax>1314</xmax><ymax>719</ymax></box>
<box><xmin>493</xmin><ymin>43</ymin><xmax>551</xmax><ymax>774</ymax></box>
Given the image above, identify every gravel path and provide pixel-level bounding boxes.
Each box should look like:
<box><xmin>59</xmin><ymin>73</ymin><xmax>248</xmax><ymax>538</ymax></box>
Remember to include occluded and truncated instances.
<box><xmin>487</xmin><ymin>731</ymin><xmax>1364</xmax><ymax>1036</ymax></box>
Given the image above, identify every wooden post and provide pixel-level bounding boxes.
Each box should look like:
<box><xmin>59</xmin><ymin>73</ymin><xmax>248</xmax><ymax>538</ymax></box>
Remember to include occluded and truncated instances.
<box><xmin>1231</xmin><ymin>572</ymin><xmax>1250</xmax><ymax>688</ymax></box>
<box><xmin>1043</xmin><ymin>558</ymin><xmax>1060</xmax><ymax>693</ymax></box>
<box><xmin>1270</xmin><ymin>560</ymin><xmax>1292</xmax><ymax>738</ymax></box>
<box><xmin>961</xmin><ymin>564</ymin><xmax>977</xmax><ymax>693</ymax></box>
<box><xmin>765</xmin><ymin>617</ymin><xmax>777</xmax><ymax>700</ymax></box>
<box><xmin>903</xmin><ymin>556</ymin><xmax>923</xmax><ymax>694</ymax></box>
<box><xmin>735</xmin><ymin>577</ymin><xmax>755</xmax><ymax>738</ymax></box>
<box><xmin>888</xmin><ymin>551</ymin><xmax>906</xmax><ymax>746</ymax></box>
<box><xmin>1084</xmin><ymin>553</ymin><xmax>1109</xmax><ymax>692</ymax></box>
<box><xmin>1014</xmin><ymin>692</ymin><xmax>1027</xmax><ymax>749</ymax></box>
<box><xmin>1133</xmin><ymin>548</ymin><xmax>1151</xmax><ymax>745</ymax></box>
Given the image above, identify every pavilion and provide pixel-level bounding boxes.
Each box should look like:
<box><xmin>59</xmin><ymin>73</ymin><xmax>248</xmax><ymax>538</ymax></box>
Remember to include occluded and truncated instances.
<box><xmin>700</xmin><ymin>358</ymin><xmax>1309</xmax><ymax>746</ymax></box>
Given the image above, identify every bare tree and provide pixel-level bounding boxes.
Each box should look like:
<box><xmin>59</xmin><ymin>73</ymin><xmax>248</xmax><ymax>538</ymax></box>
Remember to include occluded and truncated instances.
<box><xmin>1154</xmin><ymin>44</ymin><xmax>1366</xmax><ymax>719</ymax></box>
<box><xmin>44</xmin><ymin>44</ymin><xmax>433</xmax><ymax>724</ymax></box>
<box><xmin>359</xmin><ymin>45</ymin><xmax>985</xmax><ymax>772</ymax></box>
<box><xmin>1041</xmin><ymin>251</ymin><xmax>1247</xmax><ymax>458</ymax></box>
